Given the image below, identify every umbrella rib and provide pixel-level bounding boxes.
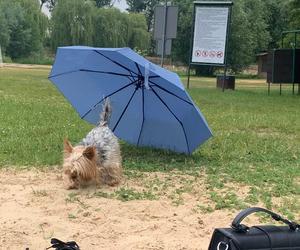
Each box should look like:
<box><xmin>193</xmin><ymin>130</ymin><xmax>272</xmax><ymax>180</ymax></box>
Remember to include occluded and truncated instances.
<box><xmin>137</xmin><ymin>87</ymin><xmax>145</xmax><ymax>146</ymax></box>
<box><xmin>135</xmin><ymin>62</ymin><xmax>142</xmax><ymax>75</ymax></box>
<box><xmin>112</xmin><ymin>88</ymin><xmax>138</xmax><ymax>132</ymax></box>
<box><xmin>127</xmin><ymin>66</ymin><xmax>136</xmax><ymax>81</ymax></box>
<box><xmin>81</xmin><ymin>80</ymin><xmax>138</xmax><ymax>119</ymax></box>
<box><xmin>93</xmin><ymin>50</ymin><xmax>138</xmax><ymax>76</ymax></box>
<box><xmin>150</xmin><ymin>86</ymin><xmax>191</xmax><ymax>154</ymax></box>
<box><xmin>49</xmin><ymin>69</ymin><xmax>137</xmax><ymax>80</ymax></box>
<box><xmin>48</xmin><ymin>69</ymin><xmax>79</xmax><ymax>79</ymax></box>
<box><xmin>128</xmin><ymin>72</ymin><xmax>135</xmax><ymax>82</ymax></box>
<box><xmin>149</xmin><ymin>80</ymin><xmax>193</xmax><ymax>105</ymax></box>
<box><xmin>79</xmin><ymin>69</ymin><xmax>137</xmax><ymax>78</ymax></box>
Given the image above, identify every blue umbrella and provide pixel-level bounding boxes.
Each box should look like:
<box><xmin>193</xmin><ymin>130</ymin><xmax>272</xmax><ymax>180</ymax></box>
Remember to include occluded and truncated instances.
<box><xmin>49</xmin><ymin>46</ymin><xmax>212</xmax><ymax>154</ymax></box>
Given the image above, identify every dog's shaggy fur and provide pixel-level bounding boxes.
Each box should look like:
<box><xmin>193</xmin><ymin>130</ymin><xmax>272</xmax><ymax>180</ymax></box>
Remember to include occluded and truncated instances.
<box><xmin>63</xmin><ymin>99</ymin><xmax>122</xmax><ymax>189</ymax></box>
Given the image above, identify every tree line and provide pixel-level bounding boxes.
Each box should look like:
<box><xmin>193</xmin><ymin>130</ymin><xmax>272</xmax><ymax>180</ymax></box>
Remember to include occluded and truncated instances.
<box><xmin>0</xmin><ymin>0</ymin><xmax>299</xmax><ymax>72</ymax></box>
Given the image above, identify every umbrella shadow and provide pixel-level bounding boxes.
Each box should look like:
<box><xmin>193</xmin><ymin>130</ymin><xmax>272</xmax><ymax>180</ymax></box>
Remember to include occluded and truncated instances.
<box><xmin>120</xmin><ymin>142</ymin><xmax>207</xmax><ymax>172</ymax></box>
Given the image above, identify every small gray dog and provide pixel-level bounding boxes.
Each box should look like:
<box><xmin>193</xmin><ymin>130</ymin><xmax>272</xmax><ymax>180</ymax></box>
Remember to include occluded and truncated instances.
<box><xmin>63</xmin><ymin>99</ymin><xmax>122</xmax><ymax>189</ymax></box>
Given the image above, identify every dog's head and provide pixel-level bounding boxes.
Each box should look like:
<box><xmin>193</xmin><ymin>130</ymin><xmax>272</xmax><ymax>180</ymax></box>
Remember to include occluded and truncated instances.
<box><xmin>63</xmin><ymin>139</ymin><xmax>98</xmax><ymax>189</ymax></box>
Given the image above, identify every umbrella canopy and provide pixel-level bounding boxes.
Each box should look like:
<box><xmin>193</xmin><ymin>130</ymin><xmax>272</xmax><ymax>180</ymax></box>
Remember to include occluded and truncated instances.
<box><xmin>49</xmin><ymin>46</ymin><xmax>212</xmax><ymax>154</ymax></box>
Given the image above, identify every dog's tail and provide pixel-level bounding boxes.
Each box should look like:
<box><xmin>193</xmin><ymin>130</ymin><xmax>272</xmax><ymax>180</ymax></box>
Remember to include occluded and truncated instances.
<box><xmin>99</xmin><ymin>98</ymin><xmax>112</xmax><ymax>126</ymax></box>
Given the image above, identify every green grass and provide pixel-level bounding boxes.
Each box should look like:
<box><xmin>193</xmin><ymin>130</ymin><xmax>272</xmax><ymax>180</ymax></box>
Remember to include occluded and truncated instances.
<box><xmin>0</xmin><ymin>67</ymin><xmax>299</xmax><ymax>216</ymax></box>
<box><xmin>115</xmin><ymin>187</ymin><xmax>157</xmax><ymax>201</ymax></box>
<box><xmin>0</xmin><ymin>68</ymin><xmax>92</xmax><ymax>166</ymax></box>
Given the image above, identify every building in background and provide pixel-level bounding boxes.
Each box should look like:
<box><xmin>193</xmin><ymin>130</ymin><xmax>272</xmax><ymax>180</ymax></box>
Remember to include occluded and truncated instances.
<box><xmin>256</xmin><ymin>52</ymin><xmax>268</xmax><ymax>78</ymax></box>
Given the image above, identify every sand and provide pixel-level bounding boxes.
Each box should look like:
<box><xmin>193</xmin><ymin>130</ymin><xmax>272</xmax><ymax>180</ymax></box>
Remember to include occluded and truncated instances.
<box><xmin>0</xmin><ymin>168</ymin><xmax>258</xmax><ymax>250</ymax></box>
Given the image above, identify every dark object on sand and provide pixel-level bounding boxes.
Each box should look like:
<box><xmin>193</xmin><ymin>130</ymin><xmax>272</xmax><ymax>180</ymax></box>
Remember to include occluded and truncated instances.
<box><xmin>47</xmin><ymin>238</ymin><xmax>80</xmax><ymax>250</ymax></box>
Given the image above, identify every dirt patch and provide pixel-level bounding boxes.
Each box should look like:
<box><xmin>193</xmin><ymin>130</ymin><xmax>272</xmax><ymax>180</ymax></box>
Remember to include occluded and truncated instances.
<box><xmin>0</xmin><ymin>168</ymin><xmax>259</xmax><ymax>250</ymax></box>
<box><xmin>2</xmin><ymin>63</ymin><xmax>51</xmax><ymax>70</ymax></box>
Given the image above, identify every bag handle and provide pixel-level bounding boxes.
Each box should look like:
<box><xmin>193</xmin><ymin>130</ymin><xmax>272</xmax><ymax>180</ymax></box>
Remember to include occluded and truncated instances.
<box><xmin>231</xmin><ymin>207</ymin><xmax>300</xmax><ymax>232</ymax></box>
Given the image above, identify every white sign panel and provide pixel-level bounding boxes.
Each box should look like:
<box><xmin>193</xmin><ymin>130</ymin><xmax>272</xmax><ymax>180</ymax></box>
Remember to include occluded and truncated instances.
<box><xmin>192</xmin><ymin>6</ymin><xmax>229</xmax><ymax>64</ymax></box>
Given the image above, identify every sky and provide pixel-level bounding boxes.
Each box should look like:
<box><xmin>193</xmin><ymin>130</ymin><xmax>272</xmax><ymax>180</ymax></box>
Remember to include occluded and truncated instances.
<box><xmin>42</xmin><ymin>0</ymin><xmax>128</xmax><ymax>17</ymax></box>
<box><xmin>113</xmin><ymin>0</ymin><xmax>128</xmax><ymax>11</ymax></box>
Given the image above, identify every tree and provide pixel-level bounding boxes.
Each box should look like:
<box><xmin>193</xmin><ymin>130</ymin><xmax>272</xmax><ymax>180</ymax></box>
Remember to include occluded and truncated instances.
<box><xmin>126</xmin><ymin>0</ymin><xmax>146</xmax><ymax>12</ymax></box>
<box><xmin>0</xmin><ymin>6</ymin><xmax>10</xmax><ymax>52</ymax></box>
<box><xmin>40</xmin><ymin>0</ymin><xmax>47</xmax><ymax>9</ymax></box>
<box><xmin>51</xmin><ymin>0</ymin><xmax>94</xmax><ymax>50</ymax></box>
<box><xmin>40</xmin><ymin>0</ymin><xmax>56</xmax><ymax>12</ymax></box>
<box><xmin>127</xmin><ymin>13</ymin><xmax>150</xmax><ymax>50</ymax></box>
<box><xmin>144</xmin><ymin>0</ymin><xmax>160</xmax><ymax>32</ymax></box>
<box><xmin>227</xmin><ymin>0</ymin><xmax>253</xmax><ymax>72</ymax></box>
<box><xmin>126</xmin><ymin>0</ymin><xmax>160</xmax><ymax>31</ymax></box>
<box><xmin>279</xmin><ymin>0</ymin><xmax>300</xmax><ymax>48</ymax></box>
<box><xmin>93</xmin><ymin>8</ymin><xmax>128</xmax><ymax>47</ymax></box>
<box><xmin>288</xmin><ymin>0</ymin><xmax>300</xmax><ymax>30</ymax></box>
<box><xmin>93</xmin><ymin>0</ymin><xmax>113</xmax><ymax>8</ymax></box>
<box><xmin>244</xmin><ymin>0</ymin><xmax>270</xmax><ymax>54</ymax></box>
<box><xmin>0</xmin><ymin>0</ymin><xmax>48</xmax><ymax>59</ymax></box>
<box><xmin>171</xmin><ymin>0</ymin><xmax>193</xmax><ymax>64</ymax></box>
<box><xmin>50</xmin><ymin>0</ymin><xmax>150</xmax><ymax>51</ymax></box>
<box><xmin>92</xmin><ymin>8</ymin><xmax>149</xmax><ymax>49</ymax></box>
<box><xmin>263</xmin><ymin>0</ymin><xmax>288</xmax><ymax>49</ymax></box>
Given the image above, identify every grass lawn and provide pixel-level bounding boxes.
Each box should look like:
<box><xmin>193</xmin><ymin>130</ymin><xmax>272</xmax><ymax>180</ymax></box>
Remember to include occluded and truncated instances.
<box><xmin>0</xmin><ymin>67</ymin><xmax>299</xmax><ymax>218</ymax></box>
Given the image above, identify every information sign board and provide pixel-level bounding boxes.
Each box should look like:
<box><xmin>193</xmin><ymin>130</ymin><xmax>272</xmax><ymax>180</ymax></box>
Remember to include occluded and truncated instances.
<box><xmin>191</xmin><ymin>1</ymin><xmax>232</xmax><ymax>65</ymax></box>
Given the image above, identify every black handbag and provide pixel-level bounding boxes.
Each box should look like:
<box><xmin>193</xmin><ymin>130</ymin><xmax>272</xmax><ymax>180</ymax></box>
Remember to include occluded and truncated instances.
<box><xmin>208</xmin><ymin>207</ymin><xmax>300</xmax><ymax>250</ymax></box>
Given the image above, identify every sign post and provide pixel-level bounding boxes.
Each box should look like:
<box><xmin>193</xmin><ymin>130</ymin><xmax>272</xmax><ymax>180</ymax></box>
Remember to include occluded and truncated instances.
<box><xmin>187</xmin><ymin>1</ymin><xmax>233</xmax><ymax>89</ymax></box>
<box><xmin>154</xmin><ymin>2</ymin><xmax>178</xmax><ymax>67</ymax></box>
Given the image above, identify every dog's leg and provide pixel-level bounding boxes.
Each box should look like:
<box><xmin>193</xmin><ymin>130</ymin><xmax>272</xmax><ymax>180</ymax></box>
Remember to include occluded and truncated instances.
<box><xmin>99</xmin><ymin>163</ymin><xmax>122</xmax><ymax>186</ymax></box>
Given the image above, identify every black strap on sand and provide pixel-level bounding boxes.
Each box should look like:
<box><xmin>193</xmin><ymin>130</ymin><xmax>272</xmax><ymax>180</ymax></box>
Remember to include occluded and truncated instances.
<box><xmin>46</xmin><ymin>238</ymin><xmax>80</xmax><ymax>250</ymax></box>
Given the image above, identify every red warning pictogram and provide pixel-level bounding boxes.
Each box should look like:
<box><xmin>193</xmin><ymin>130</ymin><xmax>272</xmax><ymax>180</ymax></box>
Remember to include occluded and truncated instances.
<box><xmin>195</xmin><ymin>50</ymin><xmax>202</xmax><ymax>57</ymax></box>
<box><xmin>209</xmin><ymin>51</ymin><xmax>216</xmax><ymax>58</ymax></box>
<box><xmin>217</xmin><ymin>51</ymin><xmax>224</xmax><ymax>58</ymax></box>
<box><xmin>202</xmin><ymin>50</ymin><xmax>208</xmax><ymax>57</ymax></box>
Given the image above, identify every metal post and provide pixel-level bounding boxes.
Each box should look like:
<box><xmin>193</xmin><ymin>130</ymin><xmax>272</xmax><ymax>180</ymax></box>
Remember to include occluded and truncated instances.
<box><xmin>222</xmin><ymin>67</ymin><xmax>227</xmax><ymax>92</ymax></box>
<box><xmin>160</xmin><ymin>0</ymin><xmax>168</xmax><ymax>67</ymax></box>
<box><xmin>271</xmin><ymin>49</ymin><xmax>275</xmax><ymax>87</ymax></box>
<box><xmin>268</xmin><ymin>82</ymin><xmax>270</xmax><ymax>95</ymax></box>
<box><xmin>187</xmin><ymin>64</ymin><xmax>191</xmax><ymax>89</ymax></box>
<box><xmin>280</xmin><ymin>83</ymin><xmax>282</xmax><ymax>95</ymax></box>
<box><xmin>296</xmin><ymin>33</ymin><xmax>299</xmax><ymax>95</ymax></box>
<box><xmin>222</xmin><ymin>4</ymin><xmax>232</xmax><ymax>92</ymax></box>
<box><xmin>293</xmin><ymin>84</ymin><xmax>295</xmax><ymax>94</ymax></box>
<box><xmin>187</xmin><ymin>3</ymin><xmax>196</xmax><ymax>89</ymax></box>
<box><xmin>292</xmin><ymin>32</ymin><xmax>296</xmax><ymax>94</ymax></box>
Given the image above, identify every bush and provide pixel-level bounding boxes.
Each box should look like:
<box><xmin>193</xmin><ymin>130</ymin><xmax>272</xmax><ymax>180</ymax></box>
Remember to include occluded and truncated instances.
<box><xmin>0</xmin><ymin>0</ymin><xmax>48</xmax><ymax>59</ymax></box>
<box><xmin>3</xmin><ymin>55</ymin><xmax>12</xmax><ymax>63</ymax></box>
<box><xmin>13</xmin><ymin>51</ymin><xmax>54</xmax><ymax>65</ymax></box>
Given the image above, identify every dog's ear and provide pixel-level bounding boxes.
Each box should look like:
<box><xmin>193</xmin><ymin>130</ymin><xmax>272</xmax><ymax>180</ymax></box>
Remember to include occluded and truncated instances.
<box><xmin>83</xmin><ymin>146</ymin><xmax>96</xmax><ymax>161</ymax></box>
<box><xmin>63</xmin><ymin>138</ymin><xmax>73</xmax><ymax>156</ymax></box>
